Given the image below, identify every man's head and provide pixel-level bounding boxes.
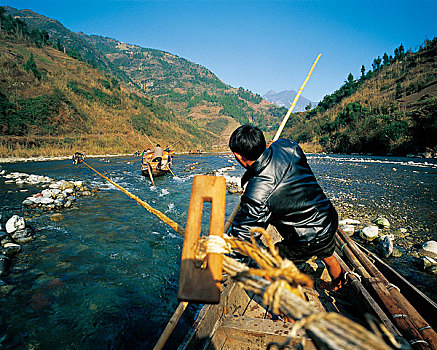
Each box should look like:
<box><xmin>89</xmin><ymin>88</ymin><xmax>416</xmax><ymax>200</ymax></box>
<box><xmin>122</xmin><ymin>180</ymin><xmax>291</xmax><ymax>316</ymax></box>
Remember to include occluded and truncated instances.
<box><xmin>229</xmin><ymin>124</ymin><xmax>266</xmax><ymax>168</ymax></box>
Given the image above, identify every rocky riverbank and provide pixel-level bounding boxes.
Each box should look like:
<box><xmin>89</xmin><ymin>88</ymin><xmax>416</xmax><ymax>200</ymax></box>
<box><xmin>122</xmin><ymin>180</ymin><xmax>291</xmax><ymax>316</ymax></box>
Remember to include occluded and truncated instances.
<box><xmin>0</xmin><ymin>169</ymin><xmax>100</xmax><ymax>285</ymax></box>
<box><xmin>333</xmin><ymin>200</ymin><xmax>437</xmax><ymax>275</ymax></box>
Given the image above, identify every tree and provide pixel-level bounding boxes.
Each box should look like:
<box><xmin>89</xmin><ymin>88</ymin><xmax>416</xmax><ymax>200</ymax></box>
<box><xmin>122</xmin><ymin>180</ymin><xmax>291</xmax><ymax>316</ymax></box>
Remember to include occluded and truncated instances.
<box><xmin>382</xmin><ymin>52</ymin><xmax>390</xmax><ymax>66</ymax></box>
<box><xmin>360</xmin><ymin>65</ymin><xmax>366</xmax><ymax>79</ymax></box>
<box><xmin>372</xmin><ymin>56</ymin><xmax>382</xmax><ymax>71</ymax></box>
<box><xmin>305</xmin><ymin>102</ymin><xmax>312</xmax><ymax>111</ymax></box>
<box><xmin>24</xmin><ymin>53</ymin><xmax>42</xmax><ymax>80</ymax></box>
<box><xmin>399</xmin><ymin>43</ymin><xmax>405</xmax><ymax>60</ymax></box>
<box><xmin>0</xmin><ymin>6</ymin><xmax>6</xmax><ymax>33</ymax></box>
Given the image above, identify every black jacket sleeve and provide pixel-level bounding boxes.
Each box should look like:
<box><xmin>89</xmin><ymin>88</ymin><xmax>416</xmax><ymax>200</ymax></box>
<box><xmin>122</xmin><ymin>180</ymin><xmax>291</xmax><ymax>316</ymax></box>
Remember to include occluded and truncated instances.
<box><xmin>229</xmin><ymin>194</ymin><xmax>271</xmax><ymax>241</ymax></box>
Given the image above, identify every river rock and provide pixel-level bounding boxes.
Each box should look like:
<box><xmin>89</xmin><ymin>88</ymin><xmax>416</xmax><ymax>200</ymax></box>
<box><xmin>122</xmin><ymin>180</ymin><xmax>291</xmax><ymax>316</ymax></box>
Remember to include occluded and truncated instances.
<box><xmin>373</xmin><ymin>217</ymin><xmax>390</xmax><ymax>228</ymax></box>
<box><xmin>422</xmin><ymin>256</ymin><xmax>437</xmax><ymax>274</ymax></box>
<box><xmin>392</xmin><ymin>247</ymin><xmax>402</xmax><ymax>258</ymax></box>
<box><xmin>40</xmin><ymin>197</ymin><xmax>54</xmax><ymax>205</ymax></box>
<box><xmin>5</xmin><ymin>215</ymin><xmax>26</xmax><ymax>234</ymax></box>
<box><xmin>54</xmin><ymin>199</ymin><xmax>65</xmax><ymax>207</ymax></box>
<box><xmin>41</xmin><ymin>189</ymin><xmax>53</xmax><ymax>198</ymax></box>
<box><xmin>339</xmin><ymin>219</ymin><xmax>361</xmax><ymax>225</ymax></box>
<box><xmin>50</xmin><ymin>213</ymin><xmax>65</xmax><ymax>222</ymax></box>
<box><xmin>360</xmin><ymin>226</ymin><xmax>379</xmax><ymax>242</ymax></box>
<box><xmin>340</xmin><ymin>224</ymin><xmax>355</xmax><ymax>236</ymax></box>
<box><xmin>376</xmin><ymin>235</ymin><xmax>394</xmax><ymax>258</ymax></box>
<box><xmin>419</xmin><ymin>240</ymin><xmax>437</xmax><ymax>259</ymax></box>
<box><xmin>11</xmin><ymin>228</ymin><xmax>33</xmax><ymax>243</ymax></box>
<box><xmin>0</xmin><ymin>255</ymin><xmax>9</xmax><ymax>276</ymax></box>
<box><xmin>3</xmin><ymin>243</ymin><xmax>21</xmax><ymax>257</ymax></box>
<box><xmin>60</xmin><ymin>181</ymin><xmax>75</xmax><ymax>190</ymax></box>
<box><xmin>22</xmin><ymin>199</ymin><xmax>35</xmax><ymax>206</ymax></box>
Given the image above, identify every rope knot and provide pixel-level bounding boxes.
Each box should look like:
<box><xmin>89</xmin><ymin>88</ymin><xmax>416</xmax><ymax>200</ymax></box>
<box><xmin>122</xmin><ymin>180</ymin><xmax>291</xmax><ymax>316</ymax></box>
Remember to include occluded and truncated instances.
<box><xmin>263</xmin><ymin>279</ymin><xmax>289</xmax><ymax>315</ymax></box>
<box><xmin>195</xmin><ymin>235</ymin><xmax>232</xmax><ymax>261</ymax></box>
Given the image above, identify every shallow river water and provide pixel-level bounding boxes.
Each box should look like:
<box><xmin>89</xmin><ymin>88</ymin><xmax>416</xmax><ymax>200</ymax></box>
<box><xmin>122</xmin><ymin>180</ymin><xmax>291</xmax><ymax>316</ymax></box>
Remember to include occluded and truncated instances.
<box><xmin>0</xmin><ymin>153</ymin><xmax>436</xmax><ymax>349</ymax></box>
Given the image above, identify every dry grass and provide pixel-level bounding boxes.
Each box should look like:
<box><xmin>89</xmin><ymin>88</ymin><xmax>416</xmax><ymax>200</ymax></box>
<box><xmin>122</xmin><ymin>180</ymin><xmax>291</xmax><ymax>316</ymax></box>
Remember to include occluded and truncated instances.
<box><xmin>0</xmin><ymin>36</ymin><xmax>219</xmax><ymax>158</ymax></box>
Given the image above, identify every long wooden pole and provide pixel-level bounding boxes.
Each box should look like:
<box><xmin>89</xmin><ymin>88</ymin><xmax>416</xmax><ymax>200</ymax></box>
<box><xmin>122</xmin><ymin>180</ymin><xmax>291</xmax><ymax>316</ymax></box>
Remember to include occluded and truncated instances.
<box><xmin>147</xmin><ymin>163</ymin><xmax>155</xmax><ymax>187</ymax></box>
<box><xmin>154</xmin><ymin>55</ymin><xmax>322</xmax><ymax>350</ymax></box>
<box><xmin>273</xmin><ymin>53</ymin><xmax>321</xmax><ymax>142</ymax></box>
<box><xmin>153</xmin><ymin>302</ymin><xmax>189</xmax><ymax>350</ymax></box>
<box><xmin>225</xmin><ymin>54</ymin><xmax>322</xmax><ymax>228</ymax></box>
<box><xmin>144</xmin><ymin>133</ymin><xmax>155</xmax><ymax>148</ymax></box>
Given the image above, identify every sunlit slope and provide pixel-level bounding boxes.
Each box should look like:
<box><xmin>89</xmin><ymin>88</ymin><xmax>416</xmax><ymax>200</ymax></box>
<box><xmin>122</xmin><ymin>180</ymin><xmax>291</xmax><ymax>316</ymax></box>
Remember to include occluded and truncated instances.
<box><xmin>282</xmin><ymin>40</ymin><xmax>437</xmax><ymax>156</ymax></box>
<box><xmin>0</xmin><ymin>36</ymin><xmax>216</xmax><ymax>157</ymax></box>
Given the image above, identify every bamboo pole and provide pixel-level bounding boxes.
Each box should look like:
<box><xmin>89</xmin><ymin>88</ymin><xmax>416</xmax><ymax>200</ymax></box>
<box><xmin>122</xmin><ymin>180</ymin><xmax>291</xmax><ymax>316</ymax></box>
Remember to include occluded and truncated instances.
<box><xmin>147</xmin><ymin>163</ymin><xmax>155</xmax><ymax>187</ymax></box>
<box><xmin>334</xmin><ymin>252</ymin><xmax>401</xmax><ymax>337</ymax></box>
<box><xmin>154</xmin><ymin>55</ymin><xmax>322</xmax><ymax>349</ymax></box>
<box><xmin>144</xmin><ymin>133</ymin><xmax>155</xmax><ymax>148</ymax></box>
<box><xmin>336</xmin><ymin>230</ymin><xmax>437</xmax><ymax>349</ymax></box>
<box><xmin>153</xmin><ymin>302</ymin><xmax>189</xmax><ymax>350</ymax></box>
<box><xmin>225</xmin><ymin>54</ymin><xmax>322</xmax><ymax>230</ymax></box>
<box><xmin>273</xmin><ymin>53</ymin><xmax>321</xmax><ymax>142</ymax></box>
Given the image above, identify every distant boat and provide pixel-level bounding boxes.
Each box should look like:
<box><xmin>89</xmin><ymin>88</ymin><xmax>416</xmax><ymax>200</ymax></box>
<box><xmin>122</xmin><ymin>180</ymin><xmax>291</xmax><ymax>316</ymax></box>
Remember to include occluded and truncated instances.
<box><xmin>189</xmin><ymin>150</ymin><xmax>202</xmax><ymax>155</ymax></box>
<box><xmin>141</xmin><ymin>151</ymin><xmax>173</xmax><ymax>185</ymax></box>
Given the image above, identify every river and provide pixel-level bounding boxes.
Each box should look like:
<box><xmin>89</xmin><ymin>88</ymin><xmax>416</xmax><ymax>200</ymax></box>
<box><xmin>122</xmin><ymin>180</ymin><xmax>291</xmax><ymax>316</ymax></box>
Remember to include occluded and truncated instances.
<box><xmin>0</xmin><ymin>153</ymin><xmax>436</xmax><ymax>349</ymax></box>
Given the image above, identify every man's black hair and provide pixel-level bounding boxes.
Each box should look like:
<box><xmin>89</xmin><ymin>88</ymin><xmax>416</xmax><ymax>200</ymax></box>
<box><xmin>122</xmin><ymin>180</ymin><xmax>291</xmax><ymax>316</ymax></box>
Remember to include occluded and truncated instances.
<box><xmin>229</xmin><ymin>124</ymin><xmax>266</xmax><ymax>161</ymax></box>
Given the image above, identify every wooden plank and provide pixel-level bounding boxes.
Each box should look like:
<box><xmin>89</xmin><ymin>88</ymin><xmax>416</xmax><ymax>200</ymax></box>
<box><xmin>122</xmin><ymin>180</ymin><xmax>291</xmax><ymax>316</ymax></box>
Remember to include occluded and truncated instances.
<box><xmin>178</xmin><ymin>175</ymin><xmax>226</xmax><ymax>303</ymax></box>
<box><xmin>215</xmin><ymin>315</ymin><xmax>316</xmax><ymax>350</ymax></box>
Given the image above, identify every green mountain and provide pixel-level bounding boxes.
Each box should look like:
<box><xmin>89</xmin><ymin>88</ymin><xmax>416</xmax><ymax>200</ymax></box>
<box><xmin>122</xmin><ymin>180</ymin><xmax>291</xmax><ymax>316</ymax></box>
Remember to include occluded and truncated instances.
<box><xmin>281</xmin><ymin>40</ymin><xmax>437</xmax><ymax>156</ymax></box>
<box><xmin>0</xmin><ymin>7</ymin><xmax>224</xmax><ymax>157</ymax></box>
<box><xmin>3</xmin><ymin>6</ymin><xmax>286</xmax><ymax>151</ymax></box>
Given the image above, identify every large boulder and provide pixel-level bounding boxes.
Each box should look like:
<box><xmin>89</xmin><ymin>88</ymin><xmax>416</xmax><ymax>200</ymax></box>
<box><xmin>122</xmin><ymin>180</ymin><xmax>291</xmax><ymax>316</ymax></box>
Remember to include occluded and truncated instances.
<box><xmin>339</xmin><ymin>219</ymin><xmax>361</xmax><ymax>225</ymax></box>
<box><xmin>360</xmin><ymin>226</ymin><xmax>379</xmax><ymax>242</ymax></box>
<box><xmin>419</xmin><ymin>240</ymin><xmax>437</xmax><ymax>259</ymax></box>
<box><xmin>422</xmin><ymin>256</ymin><xmax>437</xmax><ymax>275</ymax></box>
<box><xmin>11</xmin><ymin>228</ymin><xmax>33</xmax><ymax>244</ymax></box>
<box><xmin>3</xmin><ymin>243</ymin><xmax>21</xmax><ymax>257</ymax></box>
<box><xmin>376</xmin><ymin>235</ymin><xmax>394</xmax><ymax>258</ymax></box>
<box><xmin>5</xmin><ymin>215</ymin><xmax>26</xmax><ymax>234</ymax></box>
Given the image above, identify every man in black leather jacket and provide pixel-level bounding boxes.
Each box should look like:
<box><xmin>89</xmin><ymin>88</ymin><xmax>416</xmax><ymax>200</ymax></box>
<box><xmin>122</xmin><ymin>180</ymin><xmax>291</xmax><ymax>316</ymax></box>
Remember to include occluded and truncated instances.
<box><xmin>228</xmin><ymin>124</ymin><xmax>343</xmax><ymax>290</ymax></box>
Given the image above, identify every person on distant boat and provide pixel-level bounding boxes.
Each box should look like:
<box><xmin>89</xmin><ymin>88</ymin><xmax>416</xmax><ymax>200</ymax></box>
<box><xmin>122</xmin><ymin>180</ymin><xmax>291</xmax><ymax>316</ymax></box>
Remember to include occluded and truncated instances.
<box><xmin>141</xmin><ymin>149</ymin><xmax>152</xmax><ymax>164</ymax></box>
<box><xmin>152</xmin><ymin>144</ymin><xmax>164</xmax><ymax>168</ymax></box>
<box><xmin>72</xmin><ymin>152</ymin><xmax>84</xmax><ymax>165</ymax></box>
<box><xmin>228</xmin><ymin>124</ymin><xmax>344</xmax><ymax>291</ymax></box>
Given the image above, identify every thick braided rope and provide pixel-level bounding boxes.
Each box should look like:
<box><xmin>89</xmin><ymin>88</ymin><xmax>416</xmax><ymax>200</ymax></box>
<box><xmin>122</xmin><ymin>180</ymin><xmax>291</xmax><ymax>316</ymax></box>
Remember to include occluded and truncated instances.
<box><xmin>196</xmin><ymin>228</ymin><xmax>393</xmax><ymax>350</ymax></box>
<box><xmin>82</xmin><ymin>161</ymin><xmax>185</xmax><ymax>236</ymax></box>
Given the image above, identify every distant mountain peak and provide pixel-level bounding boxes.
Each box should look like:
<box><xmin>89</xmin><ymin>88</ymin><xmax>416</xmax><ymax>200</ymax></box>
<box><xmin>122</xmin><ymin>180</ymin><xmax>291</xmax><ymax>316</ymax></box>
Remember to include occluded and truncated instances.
<box><xmin>262</xmin><ymin>89</ymin><xmax>315</xmax><ymax>112</ymax></box>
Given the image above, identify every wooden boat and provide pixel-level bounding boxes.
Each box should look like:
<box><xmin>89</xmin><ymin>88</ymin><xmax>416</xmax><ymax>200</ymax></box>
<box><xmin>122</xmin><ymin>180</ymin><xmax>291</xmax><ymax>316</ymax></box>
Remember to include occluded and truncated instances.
<box><xmin>178</xmin><ymin>226</ymin><xmax>437</xmax><ymax>350</ymax></box>
<box><xmin>141</xmin><ymin>152</ymin><xmax>172</xmax><ymax>179</ymax></box>
<box><xmin>189</xmin><ymin>150</ymin><xmax>203</xmax><ymax>155</ymax></box>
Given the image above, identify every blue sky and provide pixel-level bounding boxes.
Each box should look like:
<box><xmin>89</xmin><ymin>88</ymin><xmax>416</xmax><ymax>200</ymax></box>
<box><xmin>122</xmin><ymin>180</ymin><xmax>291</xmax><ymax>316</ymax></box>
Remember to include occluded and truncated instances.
<box><xmin>3</xmin><ymin>0</ymin><xmax>436</xmax><ymax>102</ymax></box>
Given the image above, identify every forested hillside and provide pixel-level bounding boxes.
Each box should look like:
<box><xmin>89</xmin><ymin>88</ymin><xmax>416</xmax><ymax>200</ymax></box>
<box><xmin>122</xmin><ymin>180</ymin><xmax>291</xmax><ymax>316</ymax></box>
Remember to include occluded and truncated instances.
<box><xmin>0</xmin><ymin>8</ymin><xmax>218</xmax><ymax>157</ymax></box>
<box><xmin>282</xmin><ymin>39</ymin><xmax>437</xmax><ymax>156</ymax></box>
<box><xmin>3</xmin><ymin>6</ymin><xmax>286</xmax><ymax>147</ymax></box>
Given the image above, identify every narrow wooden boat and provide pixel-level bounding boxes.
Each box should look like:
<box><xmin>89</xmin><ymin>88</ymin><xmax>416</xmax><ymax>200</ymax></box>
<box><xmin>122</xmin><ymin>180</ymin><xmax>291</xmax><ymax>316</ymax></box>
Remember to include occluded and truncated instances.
<box><xmin>141</xmin><ymin>152</ymin><xmax>173</xmax><ymax>179</ymax></box>
<box><xmin>178</xmin><ymin>227</ymin><xmax>437</xmax><ymax>350</ymax></box>
<box><xmin>141</xmin><ymin>161</ymin><xmax>170</xmax><ymax>177</ymax></box>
